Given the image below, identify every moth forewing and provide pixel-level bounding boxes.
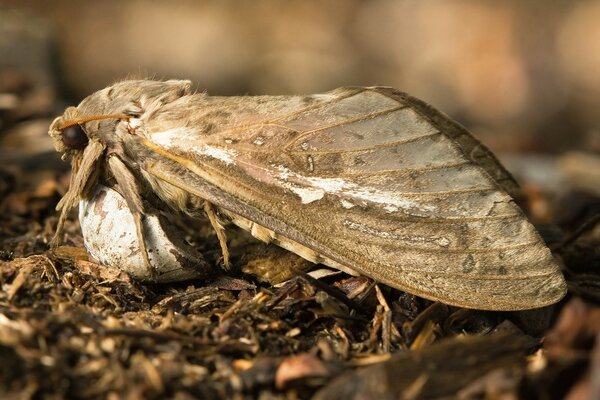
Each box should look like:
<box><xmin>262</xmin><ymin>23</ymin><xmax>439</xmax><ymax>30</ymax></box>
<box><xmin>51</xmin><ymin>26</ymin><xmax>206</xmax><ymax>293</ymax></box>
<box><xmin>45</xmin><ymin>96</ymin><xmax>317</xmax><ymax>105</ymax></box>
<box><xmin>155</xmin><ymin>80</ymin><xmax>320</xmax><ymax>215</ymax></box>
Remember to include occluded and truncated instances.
<box><xmin>130</xmin><ymin>85</ymin><xmax>566</xmax><ymax>311</ymax></box>
<box><xmin>51</xmin><ymin>80</ymin><xmax>567</xmax><ymax>311</ymax></box>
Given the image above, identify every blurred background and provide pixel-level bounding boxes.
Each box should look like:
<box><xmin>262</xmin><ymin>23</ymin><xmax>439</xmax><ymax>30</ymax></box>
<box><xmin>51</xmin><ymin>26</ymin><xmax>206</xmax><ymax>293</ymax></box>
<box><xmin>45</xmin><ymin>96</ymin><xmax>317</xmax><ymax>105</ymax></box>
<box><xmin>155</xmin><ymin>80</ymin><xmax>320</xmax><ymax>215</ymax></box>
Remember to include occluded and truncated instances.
<box><xmin>1</xmin><ymin>0</ymin><xmax>599</xmax><ymax>224</ymax></box>
<box><xmin>2</xmin><ymin>4</ymin><xmax>600</xmax><ymax>398</ymax></box>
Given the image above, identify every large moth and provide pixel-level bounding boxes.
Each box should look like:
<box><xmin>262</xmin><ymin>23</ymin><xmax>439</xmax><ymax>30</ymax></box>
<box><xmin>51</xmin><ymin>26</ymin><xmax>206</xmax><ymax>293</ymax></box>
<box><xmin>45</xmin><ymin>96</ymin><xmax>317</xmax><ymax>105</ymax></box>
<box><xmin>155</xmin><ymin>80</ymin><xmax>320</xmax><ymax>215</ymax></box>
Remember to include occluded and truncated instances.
<box><xmin>48</xmin><ymin>79</ymin><xmax>566</xmax><ymax>311</ymax></box>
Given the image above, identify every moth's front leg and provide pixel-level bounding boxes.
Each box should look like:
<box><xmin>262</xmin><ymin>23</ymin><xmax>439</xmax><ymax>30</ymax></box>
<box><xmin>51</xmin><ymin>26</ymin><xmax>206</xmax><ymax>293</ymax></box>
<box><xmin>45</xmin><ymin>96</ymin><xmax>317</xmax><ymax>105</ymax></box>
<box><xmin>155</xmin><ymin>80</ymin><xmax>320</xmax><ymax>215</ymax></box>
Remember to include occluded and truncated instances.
<box><xmin>50</xmin><ymin>141</ymin><xmax>105</xmax><ymax>248</ymax></box>
<box><xmin>106</xmin><ymin>155</ymin><xmax>156</xmax><ymax>277</ymax></box>
<box><xmin>133</xmin><ymin>212</ymin><xmax>153</xmax><ymax>276</ymax></box>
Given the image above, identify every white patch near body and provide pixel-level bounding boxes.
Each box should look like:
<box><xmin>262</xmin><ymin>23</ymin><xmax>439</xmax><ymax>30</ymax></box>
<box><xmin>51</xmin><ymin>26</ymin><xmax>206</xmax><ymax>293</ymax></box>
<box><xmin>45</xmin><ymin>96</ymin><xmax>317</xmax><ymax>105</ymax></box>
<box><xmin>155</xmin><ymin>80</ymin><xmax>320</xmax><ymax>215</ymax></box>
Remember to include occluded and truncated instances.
<box><xmin>79</xmin><ymin>185</ymin><xmax>206</xmax><ymax>282</ymax></box>
<box><xmin>152</xmin><ymin>128</ymin><xmax>238</xmax><ymax>165</ymax></box>
<box><xmin>128</xmin><ymin>118</ymin><xmax>142</xmax><ymax>130</ymax></box>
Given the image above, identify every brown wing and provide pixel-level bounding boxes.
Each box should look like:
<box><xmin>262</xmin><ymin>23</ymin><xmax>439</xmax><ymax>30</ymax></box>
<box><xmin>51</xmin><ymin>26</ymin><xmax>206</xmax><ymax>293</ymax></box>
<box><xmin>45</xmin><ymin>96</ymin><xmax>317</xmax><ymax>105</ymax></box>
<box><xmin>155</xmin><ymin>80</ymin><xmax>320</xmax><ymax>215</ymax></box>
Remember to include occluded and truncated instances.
<box><xmin>141</xmin><ymin>87</ymin><xmax>566</xmax><ymax>311</ymax></box>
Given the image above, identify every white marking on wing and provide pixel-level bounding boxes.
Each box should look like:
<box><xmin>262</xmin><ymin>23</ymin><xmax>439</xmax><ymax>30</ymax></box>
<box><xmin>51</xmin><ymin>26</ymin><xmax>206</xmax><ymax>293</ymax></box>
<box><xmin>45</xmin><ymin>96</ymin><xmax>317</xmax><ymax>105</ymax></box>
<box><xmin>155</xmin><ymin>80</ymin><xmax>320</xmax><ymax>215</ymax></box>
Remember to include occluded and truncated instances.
<box><xmin>151</xmin><ymin>128</ymin><xmax>191</xmax><ymax>146</ymax></box>
<box><xmin>340</xmin><ymin>199</ymin><xmax>355</xmax><ymax>209</ymax></box>
<box><xmin>288</xmin><ymin>186</ymin><xmax>325</xmax><ymax>203</ymax></box>
<box><xmin>152</xmin><ymin>128</ymin><xmax>238</xmax><ymax>165</ymax></box>
<box><xmin>309</xmin><ymin>94</ymin><xmax>338</xmax><ymax>101</ymax></box>
<box><xmin>276</xmin><ymin>166</ymin><xmax>436</xmax><ymax>212</ymax></box>
<box><xmin>200</xmin><ymin>145</ymin><xmax>237</xmax><ymax>165</ymax></box>
<box><xmin>343</xmin><ymin>219</ymin><xmax>450</xmax><ymax>247</ymax></box>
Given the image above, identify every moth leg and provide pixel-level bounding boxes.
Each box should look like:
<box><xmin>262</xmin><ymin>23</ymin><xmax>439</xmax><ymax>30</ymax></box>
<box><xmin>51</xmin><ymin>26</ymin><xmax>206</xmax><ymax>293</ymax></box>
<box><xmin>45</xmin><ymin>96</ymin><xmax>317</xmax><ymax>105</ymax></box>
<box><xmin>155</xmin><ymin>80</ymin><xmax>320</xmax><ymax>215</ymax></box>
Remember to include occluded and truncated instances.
<box><xmin>133</xmin><ymin>212</ymin><xmax>154</xmax><ymax>277</ymax></box>
<box><xmin>204</xmin><ymin>201</ymin><xmax>230</xmax><ymax>269</ymax></box>
<box><xmin>50</xmin><ymin>201</ymin><xmax>72</xmax><ymax>247</ymax></box>
<box><xmin>107</xmin><ymin>155</ymin><xmax>156</xmax><ymax>277</ymax></box>
<box><xmin>51</xmin><ymin>141</ymin><xmax>105</xmax><ymax>247</ymax></box>
<box><xmin>51</xmin><ymin>185</ymin><xmax>77</xmax><ymax>246</ymax></box>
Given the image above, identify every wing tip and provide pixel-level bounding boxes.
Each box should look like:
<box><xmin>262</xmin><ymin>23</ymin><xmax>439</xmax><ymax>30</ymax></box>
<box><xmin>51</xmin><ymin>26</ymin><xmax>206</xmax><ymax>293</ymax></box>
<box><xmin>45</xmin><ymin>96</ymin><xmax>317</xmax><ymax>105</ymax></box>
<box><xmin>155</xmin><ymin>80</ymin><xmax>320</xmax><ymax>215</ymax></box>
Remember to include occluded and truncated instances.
<box><xmin>374</xmin><ymin>265</ymin><xmax>568</xmax><ymax>311</ymax></box>
<box><xmin>441</xmin><ymin>270</ymin><xmax>568</xmax><ymax>311</ymax></box>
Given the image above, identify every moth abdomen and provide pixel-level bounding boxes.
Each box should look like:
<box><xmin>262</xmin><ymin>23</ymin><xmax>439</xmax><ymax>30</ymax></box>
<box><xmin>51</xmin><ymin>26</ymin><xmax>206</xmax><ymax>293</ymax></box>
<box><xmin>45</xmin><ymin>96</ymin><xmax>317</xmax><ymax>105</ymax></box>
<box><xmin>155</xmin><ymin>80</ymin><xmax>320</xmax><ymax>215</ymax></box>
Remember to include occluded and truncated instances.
<box><xmin>79</xmin><ymin>185</ymin><xmax>210</xmax><ymax>283</ymax></box>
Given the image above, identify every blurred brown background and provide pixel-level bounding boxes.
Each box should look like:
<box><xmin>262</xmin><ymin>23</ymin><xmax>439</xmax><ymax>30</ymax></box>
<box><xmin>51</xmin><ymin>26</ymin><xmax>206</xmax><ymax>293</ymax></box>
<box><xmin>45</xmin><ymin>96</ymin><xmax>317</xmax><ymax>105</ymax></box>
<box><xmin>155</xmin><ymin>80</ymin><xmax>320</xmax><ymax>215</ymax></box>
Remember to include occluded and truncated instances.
<box><xmin>1</xmin><ymin>0</ymin><xmax>599</xmax><ymax>197</ymax></box>
<box><xmin>2</xmin><ymin>4</ymin><xmax>600</xmax><ymax>399</ymax></box>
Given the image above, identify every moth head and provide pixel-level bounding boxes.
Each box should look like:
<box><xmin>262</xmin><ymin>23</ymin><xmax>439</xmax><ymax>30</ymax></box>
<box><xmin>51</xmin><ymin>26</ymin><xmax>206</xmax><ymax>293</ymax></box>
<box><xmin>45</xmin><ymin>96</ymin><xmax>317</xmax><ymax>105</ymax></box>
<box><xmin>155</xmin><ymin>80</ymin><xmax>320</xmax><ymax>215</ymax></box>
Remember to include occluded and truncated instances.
<box><xmin>49</xmin><ymin>79</ymin><xmax>193</xmax><ymax>160</ymax></box>
<box><xmin>48</xmin><ymin>79</ymin><xmax>193</xmax><ymax>246</ymax></box>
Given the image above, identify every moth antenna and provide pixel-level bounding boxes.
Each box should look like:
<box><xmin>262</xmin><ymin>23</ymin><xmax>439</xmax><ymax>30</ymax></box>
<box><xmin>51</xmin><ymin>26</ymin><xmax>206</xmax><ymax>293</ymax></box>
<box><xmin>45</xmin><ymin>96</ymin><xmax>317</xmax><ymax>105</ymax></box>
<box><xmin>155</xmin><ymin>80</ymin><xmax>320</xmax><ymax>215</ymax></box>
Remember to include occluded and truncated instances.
<box><xmin>204</xmin><ymin>202</ymin><xmax>230</xmax><ymax>269</ymax></box>
<box><xmin>107</xmin><ymin>155</ymin><xmax>156</xmax><ymax>277</ymax></box>
<box><xmin>58</xmin><ymin>114</ymin><xmax>129</xmax><ymax>130</ymax></box>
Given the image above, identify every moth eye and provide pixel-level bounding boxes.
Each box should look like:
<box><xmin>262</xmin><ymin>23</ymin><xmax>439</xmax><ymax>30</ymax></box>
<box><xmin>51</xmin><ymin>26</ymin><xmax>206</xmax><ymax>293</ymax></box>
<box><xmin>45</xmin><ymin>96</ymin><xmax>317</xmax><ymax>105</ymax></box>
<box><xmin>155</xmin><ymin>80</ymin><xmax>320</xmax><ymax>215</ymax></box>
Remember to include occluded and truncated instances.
<box><xmin>62</xmin><ymin>124</ymin><xmax>89</xmax><ymax>150</ymax></box>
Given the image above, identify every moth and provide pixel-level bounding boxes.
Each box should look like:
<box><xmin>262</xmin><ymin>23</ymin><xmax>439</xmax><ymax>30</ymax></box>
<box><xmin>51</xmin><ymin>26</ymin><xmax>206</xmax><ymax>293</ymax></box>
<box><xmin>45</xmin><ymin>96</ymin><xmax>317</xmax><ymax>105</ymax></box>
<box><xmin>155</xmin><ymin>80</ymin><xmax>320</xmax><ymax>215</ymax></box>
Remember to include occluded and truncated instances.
<box><xmin>48</xmin><ymin>79</ymin><xmax>567</xmax><ymax>310</ymax></box>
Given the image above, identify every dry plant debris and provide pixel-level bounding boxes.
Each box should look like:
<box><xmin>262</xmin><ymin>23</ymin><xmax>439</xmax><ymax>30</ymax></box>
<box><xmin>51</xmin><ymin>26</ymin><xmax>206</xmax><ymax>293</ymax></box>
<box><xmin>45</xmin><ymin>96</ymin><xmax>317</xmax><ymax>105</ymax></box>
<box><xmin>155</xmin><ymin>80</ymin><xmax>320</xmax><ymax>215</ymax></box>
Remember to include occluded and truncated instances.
<box><xmin>1</xmin><ymin>158</ymin><xmax>599</xmax><ymax>399</ymax></box>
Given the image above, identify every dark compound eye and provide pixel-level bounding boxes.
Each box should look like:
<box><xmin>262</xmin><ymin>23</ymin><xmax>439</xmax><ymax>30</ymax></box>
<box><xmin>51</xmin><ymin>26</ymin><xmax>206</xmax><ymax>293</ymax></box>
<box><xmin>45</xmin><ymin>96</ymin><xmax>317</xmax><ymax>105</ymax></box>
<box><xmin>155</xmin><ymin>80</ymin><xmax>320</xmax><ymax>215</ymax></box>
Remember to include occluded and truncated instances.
<box><xmin>62</xmin><ymin>124</ymin><xmax>89</xmax><ymax>150</ymax></box>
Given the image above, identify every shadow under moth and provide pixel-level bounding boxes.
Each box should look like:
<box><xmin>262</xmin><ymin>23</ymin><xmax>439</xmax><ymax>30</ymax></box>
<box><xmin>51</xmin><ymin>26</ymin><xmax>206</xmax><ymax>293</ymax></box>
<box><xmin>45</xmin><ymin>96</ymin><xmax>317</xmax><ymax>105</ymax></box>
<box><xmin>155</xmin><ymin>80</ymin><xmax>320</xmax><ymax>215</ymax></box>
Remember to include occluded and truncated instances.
<box><xmin>48</xmin><ymin>79</ymin><xmax>566</xmax><ymax>311</ymax></box>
